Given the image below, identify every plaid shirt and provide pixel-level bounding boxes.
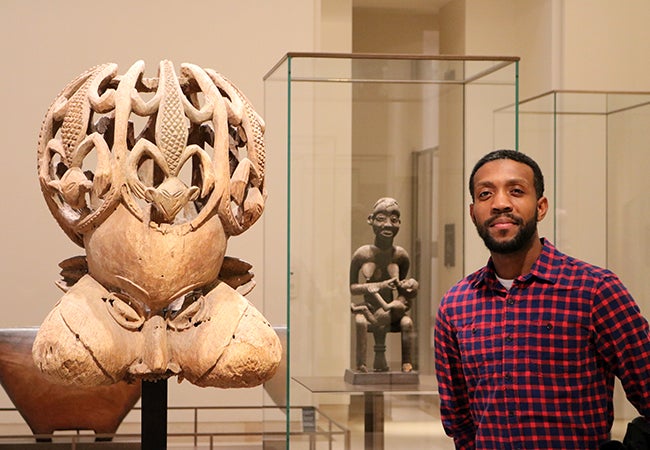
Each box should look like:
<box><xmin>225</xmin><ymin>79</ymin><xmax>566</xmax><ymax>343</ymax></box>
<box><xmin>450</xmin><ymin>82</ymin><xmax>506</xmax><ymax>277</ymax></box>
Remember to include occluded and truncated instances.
<box><xmin>434</xmin><ymin>239</ymin><xmax>650</xmax><ymax>449</ymax></box>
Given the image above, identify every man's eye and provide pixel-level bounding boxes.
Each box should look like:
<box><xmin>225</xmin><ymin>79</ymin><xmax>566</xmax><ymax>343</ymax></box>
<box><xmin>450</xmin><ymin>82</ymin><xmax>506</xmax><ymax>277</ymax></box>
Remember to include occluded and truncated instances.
<box><xmin>477</xmin><ymin>191</ymin><xmax>491</xmax><ymax>199</ymax></box>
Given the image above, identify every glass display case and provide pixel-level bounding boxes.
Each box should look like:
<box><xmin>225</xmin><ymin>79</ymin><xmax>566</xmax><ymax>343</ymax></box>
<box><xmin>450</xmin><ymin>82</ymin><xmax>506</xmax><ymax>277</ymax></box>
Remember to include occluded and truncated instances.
<box><xmin>262</xmin><ymin>53</ymin><xmax>520</xmax><ymax>449</ymax></box>
<box><xmin>504</xmin><ymin>90</ymin><xmax>650</xmax><ymax>421</ymax></box>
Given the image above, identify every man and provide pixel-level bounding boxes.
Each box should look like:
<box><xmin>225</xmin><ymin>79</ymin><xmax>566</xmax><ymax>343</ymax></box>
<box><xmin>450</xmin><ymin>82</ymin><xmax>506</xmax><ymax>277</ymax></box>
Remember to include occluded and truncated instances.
<box><xmin>434</xmin><ymin>149</ymin><xmax>650</xmax><ymax>449</ymax></box>
<box><xmin>350</xmin><ymin>197</ymin><xmax>418</xmax><ymax>373</ymax></box>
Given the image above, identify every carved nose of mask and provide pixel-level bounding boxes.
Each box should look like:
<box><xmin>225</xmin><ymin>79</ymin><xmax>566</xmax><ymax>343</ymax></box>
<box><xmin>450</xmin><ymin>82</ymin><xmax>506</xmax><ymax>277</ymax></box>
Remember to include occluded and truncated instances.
<box><xmin>129</xmin><ymin>315</ymin><xmax>169</xmax><ymax>376</ymax></box>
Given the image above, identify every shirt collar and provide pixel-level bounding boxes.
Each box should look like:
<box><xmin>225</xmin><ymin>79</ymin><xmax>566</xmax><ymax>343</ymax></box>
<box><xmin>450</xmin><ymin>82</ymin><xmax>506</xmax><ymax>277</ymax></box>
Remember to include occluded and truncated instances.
<box><xmin>472</xmin><ymin>238</ymin><xmax>560</xmax><ymax>288</ymax></box>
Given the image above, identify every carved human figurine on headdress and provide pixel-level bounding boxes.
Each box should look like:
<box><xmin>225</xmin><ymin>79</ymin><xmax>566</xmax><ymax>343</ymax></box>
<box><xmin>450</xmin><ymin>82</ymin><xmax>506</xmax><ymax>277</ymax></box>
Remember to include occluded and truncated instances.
<box><xmin>32</xmin><ymin>61</ymin><xmax>281</xmax><ymax>388</ymax></box>
<box><xmin>349</xmin><ymin>198</ymin><xmax>418</xmax><ymax>373</ymax></box>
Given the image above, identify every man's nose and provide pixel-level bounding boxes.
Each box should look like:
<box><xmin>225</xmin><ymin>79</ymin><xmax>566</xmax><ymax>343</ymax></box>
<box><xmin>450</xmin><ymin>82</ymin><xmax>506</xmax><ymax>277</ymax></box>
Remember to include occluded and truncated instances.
<box><xmin>491</xmin><ymin>190</ymin><xmax>513</xmax><ymax>213</ymax></box>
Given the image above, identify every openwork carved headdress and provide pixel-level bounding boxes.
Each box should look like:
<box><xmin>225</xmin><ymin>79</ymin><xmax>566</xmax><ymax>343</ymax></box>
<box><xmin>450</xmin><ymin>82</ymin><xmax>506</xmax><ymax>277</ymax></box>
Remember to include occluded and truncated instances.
<box><xmin>33</xmin><ymin>61</ymin><xmax>281</xmax><ymax>388</ymax></box>
<box><xmin>38</xmin><ymin>60</ymin><xmax>266</xmax><ymax>244</ymax></box>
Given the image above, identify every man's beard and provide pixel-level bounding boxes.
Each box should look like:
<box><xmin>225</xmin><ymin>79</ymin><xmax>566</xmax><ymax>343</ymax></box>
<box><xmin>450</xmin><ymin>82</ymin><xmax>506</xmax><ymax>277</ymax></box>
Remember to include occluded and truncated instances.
<box><xmin>475</xmin><ymin>212</ymin><xmax>538</xmax><ymax>254</ymax></box>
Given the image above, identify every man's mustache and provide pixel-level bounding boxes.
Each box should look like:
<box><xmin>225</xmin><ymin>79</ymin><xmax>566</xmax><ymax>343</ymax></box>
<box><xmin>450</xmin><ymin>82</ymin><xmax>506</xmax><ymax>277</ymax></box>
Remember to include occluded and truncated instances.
<box><xmin>484</xmin><ymin>213</ymin><xmax>523</xmax><ymax>227</ymax></box>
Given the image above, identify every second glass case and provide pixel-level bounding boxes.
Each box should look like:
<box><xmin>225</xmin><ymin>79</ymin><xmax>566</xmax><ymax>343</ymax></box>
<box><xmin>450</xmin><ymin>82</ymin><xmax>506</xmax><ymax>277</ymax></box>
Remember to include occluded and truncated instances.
<box><xmin>512</xmin><ymin>90</ymin><xmax>650</xmax><ymax>422</ymax></box>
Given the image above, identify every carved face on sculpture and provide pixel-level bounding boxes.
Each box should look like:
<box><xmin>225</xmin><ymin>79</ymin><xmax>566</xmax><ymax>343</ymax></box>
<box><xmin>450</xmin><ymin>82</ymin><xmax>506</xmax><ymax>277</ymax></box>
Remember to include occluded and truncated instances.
<box><xmin>368</xmin><ymin>197</ymin><xmax>401</xmax><ymax>241</ymax></box>
<box><xmin>33</xmin><ymin>61</ymin><xmax>281</xmax><ymax>389</ymax></box>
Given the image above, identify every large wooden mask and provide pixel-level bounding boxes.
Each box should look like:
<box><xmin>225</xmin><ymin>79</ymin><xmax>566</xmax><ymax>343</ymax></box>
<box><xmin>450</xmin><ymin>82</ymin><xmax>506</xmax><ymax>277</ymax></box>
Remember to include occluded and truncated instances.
<box><xmin>32</xmin><ymin>61</ymin><xmax>281</xmax><ymax>388</ymax></box>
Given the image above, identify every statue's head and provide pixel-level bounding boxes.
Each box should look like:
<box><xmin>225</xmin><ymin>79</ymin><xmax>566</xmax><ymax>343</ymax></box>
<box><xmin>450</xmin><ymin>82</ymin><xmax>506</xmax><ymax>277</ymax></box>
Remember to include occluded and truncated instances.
<box><xmin>367</xmin><ymin>197</ymin><xmax>401</xmax><ymax>240</ymax></box>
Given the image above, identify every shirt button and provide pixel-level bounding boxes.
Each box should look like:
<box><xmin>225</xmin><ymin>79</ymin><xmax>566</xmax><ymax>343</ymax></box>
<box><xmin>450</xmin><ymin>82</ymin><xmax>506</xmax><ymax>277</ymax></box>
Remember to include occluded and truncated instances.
<box><xmin>506</xmin><ymin>335</ymin><xmax>513</xmax><ymax>343</ymax></box>
<box><xmin>507</xmin><ymin>299</ymin><xmax>515</xmax><ymax>305</ymax></box>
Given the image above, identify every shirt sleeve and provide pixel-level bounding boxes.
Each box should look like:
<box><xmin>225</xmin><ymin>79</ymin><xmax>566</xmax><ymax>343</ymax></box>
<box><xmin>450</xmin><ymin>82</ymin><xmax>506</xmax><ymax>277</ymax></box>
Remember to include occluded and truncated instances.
<box><xmin>434</xmin><ymin>306</ymin><xmax>477</xmax><ymax>449</ymax></box>
<box><xmin>592</xmin><ymin>273</ymin><xmax>650</xmax><ymax>418</ymax></box>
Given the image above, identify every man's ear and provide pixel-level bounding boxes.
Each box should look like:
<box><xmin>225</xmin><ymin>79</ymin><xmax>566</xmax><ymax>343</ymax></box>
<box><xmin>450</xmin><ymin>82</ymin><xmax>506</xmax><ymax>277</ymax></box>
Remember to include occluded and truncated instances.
<box><xmin>537</xmin><ymin>196</ymin><xmax>549</xmax><ymax>222</ymax></box>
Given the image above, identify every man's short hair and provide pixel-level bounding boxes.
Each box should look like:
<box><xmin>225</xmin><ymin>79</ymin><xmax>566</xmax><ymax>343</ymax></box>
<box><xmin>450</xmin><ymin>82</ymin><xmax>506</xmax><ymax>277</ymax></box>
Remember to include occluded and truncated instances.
<box><xmin>469</xmin><ymin>149</ymin><xmax>545</xmax><ymax>201</ymax></box>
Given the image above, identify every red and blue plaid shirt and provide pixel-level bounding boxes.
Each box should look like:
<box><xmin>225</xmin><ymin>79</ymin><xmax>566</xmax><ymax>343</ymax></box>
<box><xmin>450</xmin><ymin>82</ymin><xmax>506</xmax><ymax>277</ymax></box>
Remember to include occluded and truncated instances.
<box><xmin>434</xmin><ymin>239</ymin><xmax>650</xmax><ymax>449</ymax></box>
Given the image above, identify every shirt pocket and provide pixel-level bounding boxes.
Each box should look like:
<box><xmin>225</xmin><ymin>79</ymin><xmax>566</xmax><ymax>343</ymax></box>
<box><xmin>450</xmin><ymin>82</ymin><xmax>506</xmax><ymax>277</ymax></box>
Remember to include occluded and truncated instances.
<box><xmin>524</xmin><ymin>319</ymin><xmax>592</xmax><ymax>376</ymax></box>
<box><xmin>457</xmin><ymin>322</ymin><xmax>501</xmax><ymax>378</ymax></box>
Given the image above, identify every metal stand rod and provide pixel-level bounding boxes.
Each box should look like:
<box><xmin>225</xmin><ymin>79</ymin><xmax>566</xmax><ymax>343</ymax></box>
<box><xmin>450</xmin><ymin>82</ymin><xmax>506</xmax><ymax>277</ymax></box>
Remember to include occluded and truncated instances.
<box><xmin>141</xmin><ymin>379</ymin><xmax>168</xmax><ymax>450</ymax></box>
<box><xmin>364</xmin><ymin>391</ymin><xmax>384</xmax><ymax>450</ymax></box>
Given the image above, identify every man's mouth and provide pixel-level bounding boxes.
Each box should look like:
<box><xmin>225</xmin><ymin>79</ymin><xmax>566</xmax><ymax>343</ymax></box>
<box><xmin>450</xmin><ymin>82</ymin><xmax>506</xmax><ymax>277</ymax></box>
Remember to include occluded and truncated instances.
<box><xmin>487</xmin><ymin>215</ymin><xmax>522</xmax><ymax>229</ymax></box>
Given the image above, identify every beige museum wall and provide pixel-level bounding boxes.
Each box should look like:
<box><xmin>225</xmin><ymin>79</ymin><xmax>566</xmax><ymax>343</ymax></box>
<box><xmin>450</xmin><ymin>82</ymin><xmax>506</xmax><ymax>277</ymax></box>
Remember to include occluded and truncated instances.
<box><xmin>0</xmin><ymin>0</ymin><xmax>320</xmax><ymax>411</ymax></box>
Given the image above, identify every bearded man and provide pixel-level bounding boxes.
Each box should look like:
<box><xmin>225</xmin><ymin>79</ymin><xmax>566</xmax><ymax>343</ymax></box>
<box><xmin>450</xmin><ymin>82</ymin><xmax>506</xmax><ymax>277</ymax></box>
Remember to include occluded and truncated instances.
<box><xmin>434</xmin><ymin>149</ymin><xmax>650</xmax><ymax>449</ymax></box>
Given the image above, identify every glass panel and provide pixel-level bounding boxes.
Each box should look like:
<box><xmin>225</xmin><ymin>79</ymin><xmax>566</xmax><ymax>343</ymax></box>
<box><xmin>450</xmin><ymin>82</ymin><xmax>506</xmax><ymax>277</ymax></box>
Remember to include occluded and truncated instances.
<box><xmin>464</xmin><ymin>61</ymin><xmax>519</xmax><ymax>273</ymax></box>
<box><xmin>517</xmin><ymin>90</ymin><xmax>650</xmax><ymax>272</ymax></box>
<box><xmin>262</xmin><ymin>56</ymin><xmax>291</xmax><ymax>446</ymax></box>
<box><xmin>519</xmin><ymin>91</ymin><xmax>609</xmax><ymax>266</ymax></box>
<box><xmin>606</xmin><ymin>92</ymin><xmax>650</xmax><ymax>418</ymax></box>
<box><xmin>264</xmin><ymin>54</ymin><xmax>518</xmax><ymax>449</ymax></box>
<box><xmin>513</xmin><ymin>92</ymin><xmax>557</xmax><ymax>244</ymax></box>
<box><xmin>555</xmin><ymin>93</ymin><xmax>607</xmax><ymax>266</ymax></box>
<box><xmin>607</xmin><ymin>92</ymin><xmax>650</xmax><ymax>328</ymax></box>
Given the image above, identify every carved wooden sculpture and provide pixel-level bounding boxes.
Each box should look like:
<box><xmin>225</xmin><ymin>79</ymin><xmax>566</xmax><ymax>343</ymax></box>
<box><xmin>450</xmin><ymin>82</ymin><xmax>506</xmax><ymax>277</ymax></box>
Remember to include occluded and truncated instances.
<box><xmin>349</xmin><ymin>198</ymin><xmax>418</xmax><ymax>374</ymax></box>
<box><xmin>33</xmin><ymin>61</ymin><xmax>281</xmax><ymax>388</ymax></box>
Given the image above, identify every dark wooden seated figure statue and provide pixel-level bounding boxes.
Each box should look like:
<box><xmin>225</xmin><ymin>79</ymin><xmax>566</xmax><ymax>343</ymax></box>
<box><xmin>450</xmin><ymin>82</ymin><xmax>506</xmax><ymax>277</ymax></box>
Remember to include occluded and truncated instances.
<box><xmin>349</xmin><ymin>198</ymin><xmax>418</xmax><ymax>374</ymax></box>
